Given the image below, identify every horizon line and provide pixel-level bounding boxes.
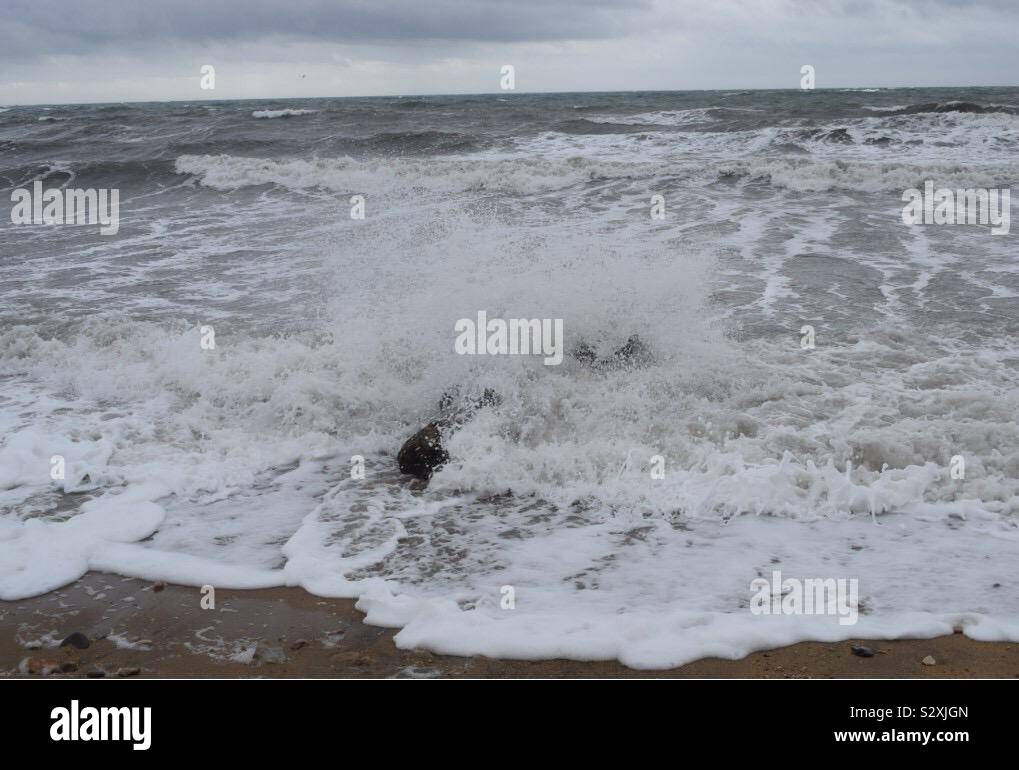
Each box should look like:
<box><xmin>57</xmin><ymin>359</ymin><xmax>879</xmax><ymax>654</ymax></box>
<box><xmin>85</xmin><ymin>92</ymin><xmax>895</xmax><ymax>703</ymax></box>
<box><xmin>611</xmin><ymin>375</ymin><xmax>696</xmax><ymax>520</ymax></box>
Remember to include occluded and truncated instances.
<box><xmin>2</xmin><ymin>83</ymin><xmax>1015</xmax><ymax>109</ymax></box>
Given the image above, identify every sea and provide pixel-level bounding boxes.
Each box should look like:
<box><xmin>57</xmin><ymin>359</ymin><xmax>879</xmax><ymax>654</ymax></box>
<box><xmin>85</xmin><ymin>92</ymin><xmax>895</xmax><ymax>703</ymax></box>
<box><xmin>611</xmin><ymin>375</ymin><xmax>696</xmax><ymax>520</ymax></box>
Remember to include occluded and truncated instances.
<box><xmin>1</xmin><ymin>87</ymin><xmax>1018</xmax><ymax>667</ymax></box>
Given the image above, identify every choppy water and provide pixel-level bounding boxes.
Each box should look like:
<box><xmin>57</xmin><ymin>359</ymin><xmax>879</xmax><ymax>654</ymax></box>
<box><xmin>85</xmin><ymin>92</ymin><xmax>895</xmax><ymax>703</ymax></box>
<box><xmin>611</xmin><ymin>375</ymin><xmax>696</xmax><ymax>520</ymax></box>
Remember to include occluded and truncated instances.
<box><xmin>2</xmin><ymin>88</ymin><xmax>1018</xmax><ymax>667</ymax></box>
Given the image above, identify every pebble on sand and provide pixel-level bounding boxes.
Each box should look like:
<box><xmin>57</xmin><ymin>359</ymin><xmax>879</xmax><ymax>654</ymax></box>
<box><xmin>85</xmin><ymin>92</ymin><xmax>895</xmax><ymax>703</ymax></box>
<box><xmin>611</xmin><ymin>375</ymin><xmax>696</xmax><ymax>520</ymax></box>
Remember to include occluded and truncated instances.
<box><xmin>59</xmin><ymin>632</ymin><xmax>90</xmax><ymax>650</ymax></box>
<box><xmin>21</xmin><ymin>657</ymin><xmax>59</xmax><ymax>675</ymax></box>
<box><xmin>922</xmin><ymin>655</ymin><xmax>936</xmax><ymax>666</ymax></box>
<box><xmin>252</xmin><ymin>641</ymin><xmax>288</xmax><ymax>665</ymax></box>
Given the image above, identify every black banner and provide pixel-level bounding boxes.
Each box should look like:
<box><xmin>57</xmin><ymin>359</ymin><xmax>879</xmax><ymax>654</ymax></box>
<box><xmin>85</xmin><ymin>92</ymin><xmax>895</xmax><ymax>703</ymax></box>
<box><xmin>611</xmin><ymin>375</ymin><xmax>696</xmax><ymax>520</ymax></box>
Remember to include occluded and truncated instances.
<box><xmin>4</xmin><ymin>679</ymin><xmax>1008</xmax><ymax>755</ymax></box>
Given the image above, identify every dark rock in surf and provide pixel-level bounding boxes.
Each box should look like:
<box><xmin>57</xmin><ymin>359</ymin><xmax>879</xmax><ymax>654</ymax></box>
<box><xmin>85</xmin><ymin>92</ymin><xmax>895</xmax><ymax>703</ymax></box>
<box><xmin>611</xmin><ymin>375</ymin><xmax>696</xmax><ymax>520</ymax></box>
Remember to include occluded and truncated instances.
<box><xmin>572</xmin><ymin>341</ymin><xmax>598</xmax><ymax>365</ymax></box>
<box><xmin>397</xmin><ymin>422</ymin><xmax>449</xmax><ymax>480</ymax></box>
<box><xmin>572</xmin><ymin>334</ymin><xmax>655</xmax><ymax>369</ymax></box>
<box><xmin>611</xmin><ymin>334</ymin><xmax>654</xmax><ymax>368</ymax></box>
<box><xmin>397</xmin><ymin>333</ymin><xmax>650</xmax><ymax>481</ymax></box>
<box><xmin>397</xmin><ymin>388</ymin><xmax>502</xmax><ymax>481</ymax></box>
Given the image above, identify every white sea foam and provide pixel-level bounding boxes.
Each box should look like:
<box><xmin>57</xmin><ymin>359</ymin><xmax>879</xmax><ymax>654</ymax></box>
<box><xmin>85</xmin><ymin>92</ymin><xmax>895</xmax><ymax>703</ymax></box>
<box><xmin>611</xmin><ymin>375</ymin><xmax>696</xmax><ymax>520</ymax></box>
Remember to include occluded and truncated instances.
<box><xmin>174</xmin><ymin>153</ymin><xmax>654</xmax><ymax>196</ymax></box>
<box><xmin>2</xmin><ymin>271</ymin><xmax>1018</xmax><ymax>664</ymax></box>
<box><xmin>181</xmin><ymin>145</ymin><xmax>1002</xmax><ymax>198</ymax></box>
<box><xmin>587</xmin><ymin>108</ymin><xmax>717</xmax><ymax>126</ymax></box>
<box><xmin>251</xmin><ymin>108</ymin><xmax>317</xmax><ymax>119</ymax></box>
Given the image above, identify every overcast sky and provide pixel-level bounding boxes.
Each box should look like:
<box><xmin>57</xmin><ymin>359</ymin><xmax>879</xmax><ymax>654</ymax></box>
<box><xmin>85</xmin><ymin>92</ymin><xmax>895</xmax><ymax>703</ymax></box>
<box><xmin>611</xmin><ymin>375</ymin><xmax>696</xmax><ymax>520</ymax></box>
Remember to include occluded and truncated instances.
<box><xmin>1</xmin><ymin>0</ymin><xmax>1017</xmax><ymax>105</ymax></box>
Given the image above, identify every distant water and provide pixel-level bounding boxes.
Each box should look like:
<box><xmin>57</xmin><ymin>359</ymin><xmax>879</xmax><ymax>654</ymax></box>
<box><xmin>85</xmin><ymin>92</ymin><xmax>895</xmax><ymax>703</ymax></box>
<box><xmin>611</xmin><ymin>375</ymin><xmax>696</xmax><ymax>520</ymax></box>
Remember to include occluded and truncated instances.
<box><xmin>2</xmin><ymin>89</ymin><xmax>1018</xmax><ymax>667</ymax></box>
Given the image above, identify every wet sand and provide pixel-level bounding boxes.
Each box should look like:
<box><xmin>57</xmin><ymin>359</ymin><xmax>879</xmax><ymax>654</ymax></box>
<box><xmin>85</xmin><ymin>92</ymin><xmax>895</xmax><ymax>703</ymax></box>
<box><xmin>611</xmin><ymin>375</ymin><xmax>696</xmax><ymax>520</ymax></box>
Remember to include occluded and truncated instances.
<box><xmin>2</xmin><ymin>572</ymin><xmax>1017</xmax><ymax>678</ymax></box>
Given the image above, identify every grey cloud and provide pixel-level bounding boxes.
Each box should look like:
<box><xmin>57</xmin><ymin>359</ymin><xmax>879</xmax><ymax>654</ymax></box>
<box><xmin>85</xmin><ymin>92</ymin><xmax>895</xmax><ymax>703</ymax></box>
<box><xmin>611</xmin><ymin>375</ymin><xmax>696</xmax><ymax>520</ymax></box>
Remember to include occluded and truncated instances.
<box><xmin>2</xmin><ymin>0</ymin><xmax>1016</xmax><ymax>103</ymax></box>
<box><xmin>4</xmin><ymin>0</ymin><xmax>1017</xmax><ymax>64</ymax></box>
<box><xmin>1</xmin><ymin>0</ymin><xmax>651</xmax><ymax>61</ymax></box>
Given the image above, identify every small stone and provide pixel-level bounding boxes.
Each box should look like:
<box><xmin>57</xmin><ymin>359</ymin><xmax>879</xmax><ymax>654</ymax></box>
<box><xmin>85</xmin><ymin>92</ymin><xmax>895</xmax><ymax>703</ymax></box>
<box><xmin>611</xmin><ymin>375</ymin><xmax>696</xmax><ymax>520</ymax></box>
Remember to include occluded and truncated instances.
<box><xmin>232</xmin><ymin>645</ymin><xmax>257</xmax><ymax>665</ymax></box>
<box><xmin>922</xmin><ymin>655</ymin><xmax>936</xmax><ymax>666</ymax></box>
<box><xmin>331</xmin><ymin>651</ymin><xmax>374</xmax><ymax>668</ymax></box>
<box><xmin>289</xmin><ymin>639</ymin><xmax>308</xmax><ymax>651</ymax></box>
<box><xmin>86</xmin><ymin>669</ymin><xmax>106</xmax><ymax>678</ymax></box>
<box><xmin>253</xmin><ymin>641</ymin><xmax>288</xmax><ymax>665</ymax></box>
<box><xmin>392</xmin><ymin>666</ymin><xmax>441</xmax><ymax>679</ymax></box>
<box><xmin>153</xmin><ymin>581</ymin><xmax>166</xmax><ymax>592</ymax></box>
<box><xmin>21</xmin><ymin>657</ymin><xmax>53</xmax><ymax>674</ymax></box>
<box><xmin>851</xmin><ymin>645</ymin><xmax>875</xmax><ymax>658</ymax></box>
<box><xmin>59</xmin><ymin>632</ymin><xmax>90</xmax><ymax>650</ymax></box>
<box><xmin>116</xmin><ymin>667</ymin><xmax>141</xmax><ymax>678</ymax></box>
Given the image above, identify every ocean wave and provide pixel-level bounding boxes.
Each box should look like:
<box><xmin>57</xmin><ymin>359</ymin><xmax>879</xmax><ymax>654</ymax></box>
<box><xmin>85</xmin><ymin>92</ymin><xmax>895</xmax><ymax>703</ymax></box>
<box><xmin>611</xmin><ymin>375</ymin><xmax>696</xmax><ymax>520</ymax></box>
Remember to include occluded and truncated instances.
<box><xmin>355</xmin><ymin>130</ymin><xmax>478</xmax><ymax>154</ymax></box>
<box><xmin>874</xmin><ymin>101</ymin><xmax>1019</xmax><ymax>116</ymax></box>
<box><xmin>251</xmin><ymin>108</ymin><xmax>317</xmax><ymax>119</ymax></box>
<box><xmin>552</xmin><ymin>118</ymin><xmax>658</xmax><ymax>135</ymax></box>
<box><xmin>0</xmin><ymin>158</ymin><xmax>177</xmax><ymax>188</ymax></box>
<box><xmin>592</xmin><ymin>108</ymin><xmax>720</xmax><ymax>127</ymax></box>
<box><xmin>172</xmin><ymin>147</ymin><xmax>1019</xmax><ymax>198</ymax></box>
<box><xmin>797</xmin><ymin>127</ymin><xmax>855</xmax><ymax>144</ymax></box>
<box><xmin>717</xmin><ymin>157</ymin><xmax>1019</xmax><ymax>192</ymax></box>
<box><xmin>173</xmin><ymin>153</ymin><xmax>650</xmax><ymax>195</ymax></box>
<box><xmin>570</xmin><ymin>103</ymin><xmax>621</xmax><ymax>112</ymax></box>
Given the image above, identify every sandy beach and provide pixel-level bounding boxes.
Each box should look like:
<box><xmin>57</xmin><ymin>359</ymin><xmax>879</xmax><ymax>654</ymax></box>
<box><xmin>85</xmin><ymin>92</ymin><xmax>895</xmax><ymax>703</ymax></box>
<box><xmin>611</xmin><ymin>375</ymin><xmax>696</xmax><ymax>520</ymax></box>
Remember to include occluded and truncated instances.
<box><xmin>2</xmin><ymin>573</ymin><xmax>1017</xmax><ymax>679</ymax></box>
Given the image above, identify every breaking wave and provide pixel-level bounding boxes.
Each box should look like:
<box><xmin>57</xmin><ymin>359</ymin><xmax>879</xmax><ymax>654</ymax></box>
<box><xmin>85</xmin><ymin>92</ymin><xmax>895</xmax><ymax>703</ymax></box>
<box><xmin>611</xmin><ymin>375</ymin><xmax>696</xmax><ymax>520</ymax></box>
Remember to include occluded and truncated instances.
<box><xmin>251</xmin><ymin>108</ymin><xmax>317</xmax><ymax>119</ymax></box>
